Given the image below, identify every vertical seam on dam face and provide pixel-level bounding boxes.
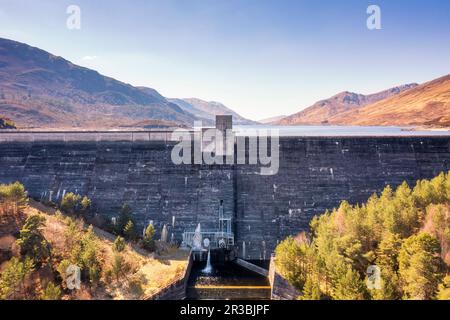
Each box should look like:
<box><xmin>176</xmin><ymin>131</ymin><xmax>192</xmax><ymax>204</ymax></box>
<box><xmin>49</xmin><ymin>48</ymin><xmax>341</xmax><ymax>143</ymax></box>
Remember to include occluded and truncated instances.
<box><xmin>0</xmin><ymin>136</ymin><xmax>449</xmax><ymax>259</ymax></box>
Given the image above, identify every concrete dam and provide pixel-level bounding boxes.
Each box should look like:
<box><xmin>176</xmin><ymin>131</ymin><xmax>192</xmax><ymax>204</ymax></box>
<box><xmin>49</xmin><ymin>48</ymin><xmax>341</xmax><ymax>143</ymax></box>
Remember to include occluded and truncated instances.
<box><xmin>0</xmin><ymin>130</ymin><xmax>450</xmax><ymax>260</ymax></box>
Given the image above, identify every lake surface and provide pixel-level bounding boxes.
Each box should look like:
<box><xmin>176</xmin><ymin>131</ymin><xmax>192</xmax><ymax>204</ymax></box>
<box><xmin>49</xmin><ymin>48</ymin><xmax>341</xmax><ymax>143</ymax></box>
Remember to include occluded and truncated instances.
<box><xmin>233</xmin><ymin>125</ymin><xmax>450</xmax><ymax>137</ymax></box>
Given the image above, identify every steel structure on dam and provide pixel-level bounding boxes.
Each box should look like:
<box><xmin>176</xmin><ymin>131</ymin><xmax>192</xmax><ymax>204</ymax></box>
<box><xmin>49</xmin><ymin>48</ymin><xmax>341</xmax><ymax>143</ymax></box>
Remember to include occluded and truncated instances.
<box><xmin>1</xmin><ymin>129</ymin><xmax>450</xmax><ymax>260</ymax></box>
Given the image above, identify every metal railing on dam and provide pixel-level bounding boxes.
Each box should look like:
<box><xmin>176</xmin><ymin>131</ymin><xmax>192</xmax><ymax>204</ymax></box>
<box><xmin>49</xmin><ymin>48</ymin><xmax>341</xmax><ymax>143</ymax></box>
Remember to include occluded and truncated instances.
<box><xmin>2</xmin><ymin>127</ymin><xmax>450</xmax><ymax>143</ymax></box>
<box><xmin>0</xmin><ymin>130</ymin><xmax>192</xmax><ymax>142</ymax></box>
<box><xmin>182</xmin><ymin>231</ymin><xmax>235</xmax><ymax>251</ymax></box>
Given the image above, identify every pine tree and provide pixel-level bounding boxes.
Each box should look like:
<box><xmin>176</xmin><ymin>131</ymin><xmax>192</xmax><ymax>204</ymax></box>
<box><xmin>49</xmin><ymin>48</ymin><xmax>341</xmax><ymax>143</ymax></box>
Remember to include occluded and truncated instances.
<box><xmin>398</xmin><ymin>233</ymin><xmax>445</xmax><ymax>300</ymax></box>
<box><xmin>142</xmin><ymin>224</ymin><xmax>155</xmax><ymax>251</ymax></box>
<box><xmin>80</xmin><ymin>196</ymin><xmax>92</xmax><ymax>217</ymax></box>
<box><xmin>332</xmin><ymin>266</ymin><xmax>366</xmax><ymax>300</ymax></box>
<box><xmin>275</xmin><ymin>236</ymin><xmax>311</xmax><ymax>290</ymax></box>
<box><xmin>0</xmin><ymin>257</ymin><xmax>34</xmax><ymax>299</ymax></box>
<box><xmin>301</xmin><ymin>276</ymin><xmax>321</xmax><ymax>300</ymax></box>
<box><xmin>124</xmin><ymin>220</ymin><xmax>137</xmax><ymax>241</ymax></box>
<box><xmin>437</xmin><ymin>275</ymin><xmax>450</xmax><ymax>300</ymax></box>
<box><xmin>116</xmin><ymin>203</ymin><xmax>133</xmax><ymax>235</ymax></box>
<box><xmin>41</xmin><ymin>282</ymin><xmax>61</xmax><ymax>300</ymax></box>
<box><xmin>17</xmin><ymin>215</ymin><xmax>50</xmax><ymax>264</ymax></box>
<box><xmin>376</xmin><ymin>233</ymin><xmax>402</xmax><ymax>270</ymax></box>
<box><xmin>0</xmin><ymin>181</ymin><xmax>28</xmax><ymax>218</ymax></box>
<box><xmin>371</xmin><ymin>268</ymin><xmax>401</xmax><ymax>300</ymax></box>
<box><xmin>56</xmin><ymin>259</ymin><xmax>72</xmax><ymax>290</ymax></box>
<box><xmin>374</xmin><ymin>232</ymin><xmax>403</xmax><ymax>299</ymax></box>
<box><xmin>113</xmin><ymin>236</ymin><xmax>126</xmax><ymax>252</ymax></box>
<box><xmin>61</xmin><ymin>193</ymin><xmax>81</xmax><ymax>215</ymax></box>
<box><xmin>80</xmin><ymin>226</ymin><xmax>102</xmax><ymax>285</ymax></box>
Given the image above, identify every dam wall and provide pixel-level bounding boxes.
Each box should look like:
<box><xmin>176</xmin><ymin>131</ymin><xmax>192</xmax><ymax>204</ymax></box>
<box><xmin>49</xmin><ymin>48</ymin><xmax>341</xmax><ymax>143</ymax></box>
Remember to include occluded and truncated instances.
<box><xmin>0</xmin><ymin>133</ymin><xmax>449</xmax><ymax>259</ymax></box>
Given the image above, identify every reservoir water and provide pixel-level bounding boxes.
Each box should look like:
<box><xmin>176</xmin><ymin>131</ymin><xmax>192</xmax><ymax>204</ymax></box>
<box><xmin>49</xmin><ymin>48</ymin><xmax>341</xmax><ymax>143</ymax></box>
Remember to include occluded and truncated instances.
<box><xmin>234</xmin><ymin>125</ymin><xmax>450</xmax><ymax>137</ymax></box>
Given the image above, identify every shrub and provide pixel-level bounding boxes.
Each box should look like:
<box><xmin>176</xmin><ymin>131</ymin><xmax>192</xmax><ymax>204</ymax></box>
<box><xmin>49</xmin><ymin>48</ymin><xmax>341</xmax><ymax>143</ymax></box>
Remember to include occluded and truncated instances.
<box><xmin>115</xmin><ymin>203</ymin><xmax>133</xmax><ymax>235</ymax></box>
<box><xmin>124</xmin><ymin>220</ymin><xmax>137</xmax><ymax>241</ymax></box>
<box><xmin>128</xmin><ymin>273</ymin><xmax>145</xmax><ymax>298</ymax></box>
<box><xmin>79</xmin><ymin>226</ymin><xmax>103</xmax><ymax>285</ymax></box>
<box><xmin>63</xmin><ymin>223</ymin><xmax>103</xmax><ymax>286</ymax></box>
<box><xmin>111</xmin><ymin>253</ymin><xmax>130</xmax><ymax>281</ymax></box>
<box><xmin>437</xmin><ymin>275</ymin><xmax>450</xmax><ymax>300</ymax></box>
<box><xmin>142</xmin><ymin>224</ymin><xmax>155</xmax><ymax>251</ymax></box>
<box><xmin>61</xmin><ymin>193</ymin><xmax>81</xmax><ymax>215</ymax></box>
<box><xmin>56</xmin><ymin>259</ymin><xmax>72</xmax><ymax>289</ymax></box>
<box><xmin>0</xmin><ymin>182</ymin><xmax>28</xmax><ymax>218</ymax></box>
<box><xmin>16</xmin><ymin>215</ymin><xmax>50</xmax><ymax>264</ymax></box>
<box><xmin>0</xmin><ymin>257</ymin><xmax>34</xmax><ymax>300</ymax></box>
<box><xmin>61</xmin><ymin>193</ymin><xmax>92</xmax><ymax>218</ymax></box>
<box><xmin>113</xmin><ymin>236</ymin><xmax>126</xmax><ymax>252</ymax></box>
<box><xmin>80</xmin><ymin>196</ymin><xmax>92</xmax><ymax>216</ymax></box>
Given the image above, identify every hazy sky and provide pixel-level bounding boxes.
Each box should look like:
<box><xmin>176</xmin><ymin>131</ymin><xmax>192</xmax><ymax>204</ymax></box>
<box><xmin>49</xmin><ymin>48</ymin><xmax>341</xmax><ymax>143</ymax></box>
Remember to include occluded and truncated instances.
<box><xmin>0</xmin><ymin>0</ymin><xmax>449</xmax><ymax>120</ymax></box>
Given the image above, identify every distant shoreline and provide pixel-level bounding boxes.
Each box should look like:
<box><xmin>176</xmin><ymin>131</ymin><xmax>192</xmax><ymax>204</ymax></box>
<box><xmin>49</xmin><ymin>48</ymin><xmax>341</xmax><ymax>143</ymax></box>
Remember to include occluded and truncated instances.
<box><xmin>402</xmin><ymin>126</ymin><xmax>450</xmax><ymax>132</ymax></box>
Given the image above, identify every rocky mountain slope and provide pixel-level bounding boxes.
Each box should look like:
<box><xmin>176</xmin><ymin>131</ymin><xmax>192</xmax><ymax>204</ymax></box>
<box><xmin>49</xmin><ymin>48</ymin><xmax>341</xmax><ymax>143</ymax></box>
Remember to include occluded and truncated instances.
<box><xmin>258</xmin><ymin>115</ymin><xmax>287</xmax><ymax>124</ymax></box>
<box><xmin>169</xmin><ymin>98</ymin><xmax>256</xmax><ymax>125</ymax></box>
<box><xmin>0</xmin><ymin>38</ymin><xmax>195</xmax><ymax>129</ymax></box>
<box><xmin>0</xmin><ymin>117</ymin><xmax>15</xmax><ymax>129</ymax></box>
<box><xmin>329</xmin><ymin>74</ymin><xmax>450</xmax><ymax>127</ymax></box>
<box><xmin>277</xmin><ymin>84</ymin><xmax>418</xmax><ymax>125</ymax></box>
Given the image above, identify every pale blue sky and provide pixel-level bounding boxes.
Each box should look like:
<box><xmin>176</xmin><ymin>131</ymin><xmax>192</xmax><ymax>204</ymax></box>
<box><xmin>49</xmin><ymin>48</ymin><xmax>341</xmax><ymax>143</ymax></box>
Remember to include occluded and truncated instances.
<box><xmin>0</xmin><ymin>0</ymin><xmax>449</xmax><ymax>120</ymax></box>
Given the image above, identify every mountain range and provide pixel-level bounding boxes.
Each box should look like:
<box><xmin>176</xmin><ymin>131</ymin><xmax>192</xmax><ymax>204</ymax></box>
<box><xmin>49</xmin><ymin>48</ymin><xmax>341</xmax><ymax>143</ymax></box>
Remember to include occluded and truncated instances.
<box><xmin>328</xmin><ymin>74</ymin><xmax>450</xmax><ymax>127</ymax></box>
<box><xmin>1</xmin><ymin>37</ymin><xmax>449</xmax><ymax>130</ymax></box>
<box><xmin>258</xmin><ymin>115</ymin><xmax>287</xmax><ymax>124</ymax></box>
<box><xmin>0</xmin><ymin>116</ymin><xmax>15</xmax><ymax>129</ymax></box>
<box><xmin>276</xmin><ymin>75</ymin><xmax>450</xmax><ymax>127</ymax></box>
<box><xmin>0</xmin><ymin>38</ymin><xmax>252</xmax><ymax>129</ymax></box>
<box><xmin>276</xmin><ymin>84</ymin><xmax>418</xmax><ymax>125</ymax></box>
<box><xmin>168</xmin><ymin>98</ymin><xmax>256</xmax><ymax>126</ymax></box>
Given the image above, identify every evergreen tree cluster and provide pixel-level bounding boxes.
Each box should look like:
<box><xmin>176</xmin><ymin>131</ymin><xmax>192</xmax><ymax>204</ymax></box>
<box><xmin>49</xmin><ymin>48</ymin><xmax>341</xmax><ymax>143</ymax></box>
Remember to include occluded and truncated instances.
<box><xmin>276</xmin><ymin>172</ymin><xmax>450</xmax><ymax>300</ymax></box>
<box><xmin>0</xmin><ymin>182</ymin><xmax>159</xmax><ymax>300</ymax></box>
<box><xmin>60</xmin><ymin>192</ymin><xmax>91</xmax><ymax>217</ymax></box>
<box><xmin>0</xmin><ymin>181</ymin><xmax>28</xmax><ymax>219</ymax></box>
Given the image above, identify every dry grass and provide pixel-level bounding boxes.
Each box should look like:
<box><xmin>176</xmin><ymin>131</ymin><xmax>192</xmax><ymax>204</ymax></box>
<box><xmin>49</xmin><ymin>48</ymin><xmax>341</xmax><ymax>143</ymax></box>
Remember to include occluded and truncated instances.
<box><xmin>21</xmin><ymin>201</ymin><xmax>189</xmax><ymax>300</ymax></box>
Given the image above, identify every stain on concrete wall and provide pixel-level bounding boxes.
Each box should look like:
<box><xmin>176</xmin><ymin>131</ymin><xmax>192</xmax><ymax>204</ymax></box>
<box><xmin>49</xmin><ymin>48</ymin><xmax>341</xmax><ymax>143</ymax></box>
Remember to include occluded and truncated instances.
<box><xmin>0</xmin><ymin>136</ymin><xmax>449</xmax><ymax>259</ymax></box>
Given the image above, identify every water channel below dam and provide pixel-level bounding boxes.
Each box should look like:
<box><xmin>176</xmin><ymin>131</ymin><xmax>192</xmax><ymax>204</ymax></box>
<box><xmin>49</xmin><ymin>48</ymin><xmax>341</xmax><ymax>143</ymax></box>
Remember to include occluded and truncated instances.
<box><xmin>186</xmin><ymin>260</ymin><xmax>271</xmax><ymax>300</ymax></box>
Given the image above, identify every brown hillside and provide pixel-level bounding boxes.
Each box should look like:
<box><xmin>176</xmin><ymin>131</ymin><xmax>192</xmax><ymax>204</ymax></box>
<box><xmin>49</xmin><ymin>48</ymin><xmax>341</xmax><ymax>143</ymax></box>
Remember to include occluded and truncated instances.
<box><xmin>329</xmin><ymin>74</ymin><xmax>450</xmax><ymax>127</ymax></box>
<box><xmin>0</xmin><ymin>198</ymin><xmax>188</xmax><ymax>300</ymax></box>
<box><xmin>0</xmin><ymin>117</ymin><xmax>15</xmax><ymax>129</ymax></box>
<box><xmin>0</xmin><ymin>38</ymin><xmax>196</xmax><ymax>129</ymax></box>
<box><xmin>277</xmin><ymin>84</ymin><xmax>417</xmax><ymax>125</ymax></box>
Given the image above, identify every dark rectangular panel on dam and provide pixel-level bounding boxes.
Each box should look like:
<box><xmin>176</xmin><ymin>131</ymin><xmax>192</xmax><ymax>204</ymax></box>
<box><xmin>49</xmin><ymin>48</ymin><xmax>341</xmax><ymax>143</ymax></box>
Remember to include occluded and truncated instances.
<box><xmin>0</xmin><ymin>135</ymin><xmax>449</xmax><ymax>259</ymax></box>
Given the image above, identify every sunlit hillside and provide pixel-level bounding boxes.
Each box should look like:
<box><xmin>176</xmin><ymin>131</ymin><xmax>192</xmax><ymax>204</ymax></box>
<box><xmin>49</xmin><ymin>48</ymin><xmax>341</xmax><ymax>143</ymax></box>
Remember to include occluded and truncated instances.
<box><xmin>0</xmin><ymin>185</ymin><xmax>188</xmax><ymax>300</ymax></box>
<box><xmin>331</xmin><ymin>74</ymin><xmax>450</xmax><ymax>127</ymax></box>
